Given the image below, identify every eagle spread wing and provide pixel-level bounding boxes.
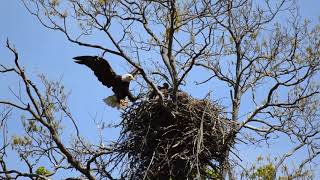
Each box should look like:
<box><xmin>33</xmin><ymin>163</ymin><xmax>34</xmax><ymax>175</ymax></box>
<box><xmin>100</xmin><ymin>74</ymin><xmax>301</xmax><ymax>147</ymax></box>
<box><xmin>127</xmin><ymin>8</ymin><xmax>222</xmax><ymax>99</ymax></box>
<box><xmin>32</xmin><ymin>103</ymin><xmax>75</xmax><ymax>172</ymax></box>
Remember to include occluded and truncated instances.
<box><xmin>73</xmin><ymin>56</ymin><xmax>118</xmax><ymax>88</ymax></box>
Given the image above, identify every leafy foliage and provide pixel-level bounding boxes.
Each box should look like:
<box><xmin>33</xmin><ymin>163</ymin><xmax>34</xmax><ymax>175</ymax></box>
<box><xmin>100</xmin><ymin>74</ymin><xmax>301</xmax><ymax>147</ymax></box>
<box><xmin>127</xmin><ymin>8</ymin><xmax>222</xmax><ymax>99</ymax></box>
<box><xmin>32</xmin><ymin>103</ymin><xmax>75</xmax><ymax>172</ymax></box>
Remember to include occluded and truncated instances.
<box><xmin>250</xmin><ymin>163</ymin><xmax>275</xmax><ymax>180</ymax></box>
<box><xmin>35</xmin><ymin>166</ymin><xmax>51</xmax><ymax>176</ymax></box>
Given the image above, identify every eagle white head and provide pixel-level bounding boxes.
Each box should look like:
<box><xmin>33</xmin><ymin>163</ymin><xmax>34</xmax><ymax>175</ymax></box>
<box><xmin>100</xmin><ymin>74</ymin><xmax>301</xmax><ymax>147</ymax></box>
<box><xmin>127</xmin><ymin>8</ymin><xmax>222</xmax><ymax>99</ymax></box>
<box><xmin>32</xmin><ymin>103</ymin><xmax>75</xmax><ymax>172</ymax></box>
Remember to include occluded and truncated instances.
<box><xmin>121</xmin><ymin>74</ymin><xmax>134</xmax><ymax>82</ymax></box>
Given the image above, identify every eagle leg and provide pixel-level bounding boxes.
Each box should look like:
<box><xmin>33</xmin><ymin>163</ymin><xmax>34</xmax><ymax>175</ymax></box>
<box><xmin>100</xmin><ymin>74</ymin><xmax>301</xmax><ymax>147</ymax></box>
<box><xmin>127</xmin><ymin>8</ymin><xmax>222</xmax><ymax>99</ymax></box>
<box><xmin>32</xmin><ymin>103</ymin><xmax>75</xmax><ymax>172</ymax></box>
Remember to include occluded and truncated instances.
<box><xmin>127</xmin><ymin>91</ymin><xmax>137</xmax><ymax>102</ymax></box>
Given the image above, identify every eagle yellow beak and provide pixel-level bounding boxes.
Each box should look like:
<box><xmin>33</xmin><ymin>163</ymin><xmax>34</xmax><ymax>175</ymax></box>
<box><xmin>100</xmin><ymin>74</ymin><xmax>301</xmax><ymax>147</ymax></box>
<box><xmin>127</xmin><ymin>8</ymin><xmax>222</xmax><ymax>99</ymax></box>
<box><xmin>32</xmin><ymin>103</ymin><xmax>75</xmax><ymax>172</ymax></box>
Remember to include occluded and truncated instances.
<box><xmin>130</xmin><ymin>76</ymin><xmax>134</xmax><ymax>80</ymax></box>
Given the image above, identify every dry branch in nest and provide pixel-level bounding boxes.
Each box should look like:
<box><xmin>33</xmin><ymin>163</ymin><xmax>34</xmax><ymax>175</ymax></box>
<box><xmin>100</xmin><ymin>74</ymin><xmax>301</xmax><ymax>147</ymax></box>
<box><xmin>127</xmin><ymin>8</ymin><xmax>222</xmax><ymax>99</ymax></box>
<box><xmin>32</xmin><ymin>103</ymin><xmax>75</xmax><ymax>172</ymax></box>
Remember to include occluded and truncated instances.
<box><xmin>116</xmin><ymin>91</ymin><xmax>237</xmax><ymax>179</ymax></box>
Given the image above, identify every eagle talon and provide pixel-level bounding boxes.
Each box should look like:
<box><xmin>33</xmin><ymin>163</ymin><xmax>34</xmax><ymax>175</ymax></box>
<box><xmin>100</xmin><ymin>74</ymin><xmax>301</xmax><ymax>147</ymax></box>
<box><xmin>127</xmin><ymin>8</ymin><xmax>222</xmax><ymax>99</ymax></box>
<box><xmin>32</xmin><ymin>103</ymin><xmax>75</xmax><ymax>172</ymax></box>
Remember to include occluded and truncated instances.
<box><xmin>119</xmin><ymin>99</ymin><xmax>129</xmax><ymax>108</ymax></box>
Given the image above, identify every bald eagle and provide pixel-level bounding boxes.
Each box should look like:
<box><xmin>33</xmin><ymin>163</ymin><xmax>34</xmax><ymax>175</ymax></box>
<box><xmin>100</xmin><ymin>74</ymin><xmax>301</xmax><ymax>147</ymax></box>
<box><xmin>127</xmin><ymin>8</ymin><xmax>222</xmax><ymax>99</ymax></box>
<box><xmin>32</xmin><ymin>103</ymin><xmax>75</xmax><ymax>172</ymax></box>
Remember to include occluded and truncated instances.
<box><xmin>73</xmin><ymin>56</ymin><xmax>136</xmax><ymax>109</ymax></box>
<box><xmin>149</xmin><ymin>82</ymin><xmax>170</xmax><ymax>99</ymax></box>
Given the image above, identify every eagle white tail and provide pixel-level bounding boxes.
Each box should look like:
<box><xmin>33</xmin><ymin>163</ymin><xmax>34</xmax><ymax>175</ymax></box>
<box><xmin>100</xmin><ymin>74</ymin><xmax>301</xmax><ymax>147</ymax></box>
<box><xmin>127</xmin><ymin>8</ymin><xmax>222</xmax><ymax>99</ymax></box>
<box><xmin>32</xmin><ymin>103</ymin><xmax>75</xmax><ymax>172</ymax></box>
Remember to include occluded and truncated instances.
<box><xmin>103</xmin><ymin>95</ymin><xmax>118</xmax><ymax>108</ymax></box>
<box><xmin>103</xmin><ymin>95</ymin><xmax>128</xmax><ymax>109</ymax></box>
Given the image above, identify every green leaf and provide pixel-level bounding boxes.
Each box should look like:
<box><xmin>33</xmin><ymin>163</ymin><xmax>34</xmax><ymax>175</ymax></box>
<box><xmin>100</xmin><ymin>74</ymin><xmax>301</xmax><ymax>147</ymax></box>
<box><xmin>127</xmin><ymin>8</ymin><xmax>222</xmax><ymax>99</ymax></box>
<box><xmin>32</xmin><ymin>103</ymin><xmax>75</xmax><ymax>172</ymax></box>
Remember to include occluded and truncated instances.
<box><xmin>36</xmin><ymin>166</ymin><xmax>51</xmax><ymax>176</ymax></box>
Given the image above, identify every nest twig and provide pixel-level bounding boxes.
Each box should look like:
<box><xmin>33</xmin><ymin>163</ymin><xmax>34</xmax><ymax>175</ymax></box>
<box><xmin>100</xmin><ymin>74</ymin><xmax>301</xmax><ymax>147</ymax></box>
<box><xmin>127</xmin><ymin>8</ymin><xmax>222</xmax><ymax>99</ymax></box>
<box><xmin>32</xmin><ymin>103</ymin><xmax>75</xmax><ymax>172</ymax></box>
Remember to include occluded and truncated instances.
<box><xmin>115</xmin><ymin>92</ymin><xmax>236</xmax><ymax>179</ymax></box>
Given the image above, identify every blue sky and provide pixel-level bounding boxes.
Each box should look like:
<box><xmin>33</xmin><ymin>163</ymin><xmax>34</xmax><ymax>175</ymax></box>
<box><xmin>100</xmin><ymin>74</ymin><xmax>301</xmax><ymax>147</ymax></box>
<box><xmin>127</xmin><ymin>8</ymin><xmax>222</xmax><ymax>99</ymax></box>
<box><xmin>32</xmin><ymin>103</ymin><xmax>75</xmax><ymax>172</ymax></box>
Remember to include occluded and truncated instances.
<box><xmin>0</xmin><ymin>0</ymin><xmax>319</xmax><ymax>179</ymax></box>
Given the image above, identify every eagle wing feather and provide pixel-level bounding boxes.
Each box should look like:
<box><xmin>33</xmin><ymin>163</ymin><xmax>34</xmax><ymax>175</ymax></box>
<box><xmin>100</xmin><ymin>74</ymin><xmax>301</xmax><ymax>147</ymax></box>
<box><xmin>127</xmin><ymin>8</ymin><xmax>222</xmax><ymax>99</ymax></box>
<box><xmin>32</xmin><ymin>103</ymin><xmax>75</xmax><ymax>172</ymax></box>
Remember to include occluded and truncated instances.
<box><xmin>73</xmin><ymin>56</ymin><xmax>118</xmax><ymax>88</ymax></box>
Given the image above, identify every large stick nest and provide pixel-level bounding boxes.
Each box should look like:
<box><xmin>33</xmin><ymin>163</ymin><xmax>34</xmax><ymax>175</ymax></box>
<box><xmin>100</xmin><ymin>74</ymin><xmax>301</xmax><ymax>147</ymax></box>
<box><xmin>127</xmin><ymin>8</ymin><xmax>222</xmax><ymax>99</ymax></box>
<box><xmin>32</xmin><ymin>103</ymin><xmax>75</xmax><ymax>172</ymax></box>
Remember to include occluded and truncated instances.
<box><xmin>116</xmin><ymin>91</ymin><xmax>236</xmax><ymax>179</ymax></box>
